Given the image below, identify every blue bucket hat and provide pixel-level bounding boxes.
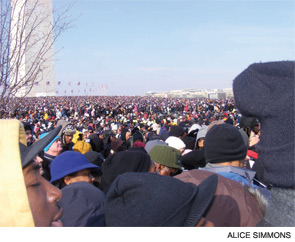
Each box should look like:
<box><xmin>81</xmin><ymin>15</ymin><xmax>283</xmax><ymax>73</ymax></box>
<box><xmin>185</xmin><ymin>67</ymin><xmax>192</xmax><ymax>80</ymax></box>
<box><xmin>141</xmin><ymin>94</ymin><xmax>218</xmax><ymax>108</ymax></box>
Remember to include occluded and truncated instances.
<box><xmin>50</xmin><ymin>151</ymin><xmax>99</xmax><ymax>183</ymax></box>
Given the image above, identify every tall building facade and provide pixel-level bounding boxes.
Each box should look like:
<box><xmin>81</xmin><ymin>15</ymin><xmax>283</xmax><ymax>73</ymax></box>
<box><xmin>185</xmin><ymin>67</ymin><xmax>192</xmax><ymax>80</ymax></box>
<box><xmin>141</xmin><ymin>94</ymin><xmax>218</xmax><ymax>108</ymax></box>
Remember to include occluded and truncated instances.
<box><xmin>11</xmin><ymin>0</ymin><xmax>56</xmax><ymax>97</ymax></box>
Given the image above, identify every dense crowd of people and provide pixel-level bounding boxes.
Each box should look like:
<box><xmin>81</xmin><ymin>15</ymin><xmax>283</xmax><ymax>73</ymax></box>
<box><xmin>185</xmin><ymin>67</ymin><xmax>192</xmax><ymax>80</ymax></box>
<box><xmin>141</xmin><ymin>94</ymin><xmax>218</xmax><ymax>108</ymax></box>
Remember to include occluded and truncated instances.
<box><xmin>0</xmin><ymin>61</ymin><xmax>294</xmax><ymax>227</ymax></box>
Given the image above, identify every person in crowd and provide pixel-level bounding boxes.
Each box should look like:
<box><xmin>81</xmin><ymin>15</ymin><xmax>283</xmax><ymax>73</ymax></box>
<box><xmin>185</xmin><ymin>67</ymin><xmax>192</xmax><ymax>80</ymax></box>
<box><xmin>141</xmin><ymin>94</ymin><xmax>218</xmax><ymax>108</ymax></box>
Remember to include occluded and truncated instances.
<box><xmin>233</xmin><ymin>60</ymin><xmax>294</xmax><ymax>226</ymax></box>
<box><xmin>100</xmin><ymin>150</ymin><xmax>154</xmax><ymax>194</ymax></box>
<box><xmin>165</xmin><ymin>136</ymin><xmax>186</xmax><ymax>154</ymax></box>
<box><xmin>50</xmin><ymin>151</ymin><xmax>105</xmax><ymax>227</ymax></box>
<box><xmin>0</xmin><ymin>120</ymin><xmax>63</xmax><ymax>227</ymax></box>
<box><xmin>175</xmin><ymin>169</ymin><xmax>267</xmax><ymax>226</ymax></box>
<box><xmin>22</xmin><ymin>122</ymin><xmax>34</xmax><ymax>146</ymax></box>
<box><xmin>73</xmin><ymin>140</ymin><xmax>92</xmax><ymax>154</ymax></box>
<box><xmin>56</xmin><ymin>119</ymin><xmax>76</xmax><ymax>151</ymax></box>
<box><xmin>201</xmin><ymin>122</ymin><xmax>270</xmax><ymax>198</ymax></box>
<box><xmin>144</xmin><ymin>139</ymin><xmax>168</xmax><ymax>153</ymax></box>
<box><xmin>105</xmin><ymin>172</ymin><xmax>218</xmax><ymax>226</ymax></box>
<box><xmin>195</xmin><ymin>125</ymin><xmax>207</xmax><ymax>150</ymax></box>
<box><xmin>132</xmin><ymin>130</ymin><xmax>145</xmax><ymax>148</ymax></box>
<box><xmin>148</xmin><ymin>145</ymin><xmax>182</xmax><ymax>176</ymax></box>
<box><xmin>84</xmin><ymin>151</ymin><xmax>104</xmax><ymax>188</ymax></box>
<box><xmin>169</xmin><ymin>125</ymin><xmax>184</xmax><ymax>139</ymax></box>
<box><xmin>180</xmin><ymin>150</ymin><xmax>206</xmax><ymax>170</ymax></box>
<box><xmin>39</xmin><ymin>131</ymin><xmax>63</xmax><ymax>181</ymax></box>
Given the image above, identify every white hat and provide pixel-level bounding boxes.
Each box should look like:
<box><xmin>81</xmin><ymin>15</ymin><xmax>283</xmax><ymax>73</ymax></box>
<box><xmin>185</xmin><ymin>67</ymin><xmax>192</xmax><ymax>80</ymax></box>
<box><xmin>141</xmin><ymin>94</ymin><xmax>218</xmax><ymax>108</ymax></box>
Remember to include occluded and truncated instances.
<box><xmin>197</xmin><ymin>126</ymin><xmax>208</xmax><ymax>140</ymax></box>
<box><xmin>188</xmin><ymin>124</ymin><xmax>202</xmax><ymax>134</ymax></box>
<box><xmin>165</xmin><ymin>136</ymin><xmax>186</xmax><ymax>150</ymax></box>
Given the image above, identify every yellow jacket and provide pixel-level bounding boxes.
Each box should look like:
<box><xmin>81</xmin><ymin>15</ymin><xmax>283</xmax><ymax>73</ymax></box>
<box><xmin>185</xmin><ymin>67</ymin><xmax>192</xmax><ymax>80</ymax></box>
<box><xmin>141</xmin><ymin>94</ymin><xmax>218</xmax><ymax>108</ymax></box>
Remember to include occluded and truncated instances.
<box><xmin>0</xmin><ymin>120</ymin><xmax>35</xmax><ymax>226</ymax></box>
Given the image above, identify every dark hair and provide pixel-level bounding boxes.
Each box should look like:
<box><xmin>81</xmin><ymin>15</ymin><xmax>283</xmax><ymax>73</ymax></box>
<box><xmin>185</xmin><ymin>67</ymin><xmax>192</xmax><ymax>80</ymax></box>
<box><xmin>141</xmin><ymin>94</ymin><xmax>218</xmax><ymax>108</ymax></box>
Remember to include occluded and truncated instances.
<box><xmin>52</xmin><ymin>178</ymin><xmax>67</xmax><ymax>189</ymax></box>
<box><xmin>51</xmin><ymin>170</ymin><xmax>80</xmax><ymax>189</ymax></box>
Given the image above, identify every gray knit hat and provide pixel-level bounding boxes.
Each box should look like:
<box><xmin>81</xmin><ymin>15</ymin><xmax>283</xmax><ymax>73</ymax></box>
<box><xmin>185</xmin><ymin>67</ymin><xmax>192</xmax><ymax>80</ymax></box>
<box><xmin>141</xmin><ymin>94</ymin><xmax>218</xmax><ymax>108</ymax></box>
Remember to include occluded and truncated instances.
<box><xmin>233</xmin><ymin>61</ymin><xmax>294</xmax><ymax>188</ymax></box>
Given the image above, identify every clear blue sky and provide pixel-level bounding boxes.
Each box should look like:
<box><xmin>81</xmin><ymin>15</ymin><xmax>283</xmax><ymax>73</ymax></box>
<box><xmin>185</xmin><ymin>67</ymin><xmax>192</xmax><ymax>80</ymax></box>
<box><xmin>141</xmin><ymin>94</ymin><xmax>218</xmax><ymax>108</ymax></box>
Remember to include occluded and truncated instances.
<box><xmin>52</xmin><ymin>0</ymin><xmax>295</xmax><ymax>96</ymax></box>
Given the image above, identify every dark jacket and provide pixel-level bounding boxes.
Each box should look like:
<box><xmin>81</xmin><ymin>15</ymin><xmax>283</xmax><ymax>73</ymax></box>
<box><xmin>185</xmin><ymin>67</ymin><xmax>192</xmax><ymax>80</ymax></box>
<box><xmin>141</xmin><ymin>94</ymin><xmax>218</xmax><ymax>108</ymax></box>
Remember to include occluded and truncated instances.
<box><xmin>58</xmin><ymin>181</ymin><xmax>105</xmax><ymax>227</ymax></box>
<box><xmin>175</xmin><ymin>169</ymin><xmax>265</xmax><ymax>227</ymax></box>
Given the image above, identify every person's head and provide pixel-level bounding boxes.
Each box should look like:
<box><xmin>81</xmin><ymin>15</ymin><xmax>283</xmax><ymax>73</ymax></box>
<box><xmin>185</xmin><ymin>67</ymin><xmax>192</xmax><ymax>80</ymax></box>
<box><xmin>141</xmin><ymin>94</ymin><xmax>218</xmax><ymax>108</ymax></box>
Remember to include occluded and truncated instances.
<box><xmin>169</xmin><ymin>125</ymin><xmax>184</xmax><ymax>138</ymax></box>
<box><xmin>0</xmin><ymin>120</ymin><xmax>63</xmax><ymax>227</ymax></box>
<box><xmin>64</xmin><ymin>134</ymin><xmax>73</xmax><ymax>144</ymax></box>
<box><xmin>105</xmin><ymin>172</ymin><xmax>217</xmax><ymax>226</ymax></box>
<box><xmin>22</xmin><ymin>122</ymin><xmax>33</xmax><ymax>145</ymax></box>
<box><xmin>165</xmin><ymin>136</ymin><xmax>186</xmax><ymax>154</ymax></box>
<box><xmin>239</xmin><ymin>116</ymin><xmax>260</xmax><ymax>137</ymax></box>
<box><xmin>195</xmin><ymin>126</ymin><xmax>207</xmax><ymax>150</ymax></box>
<box><xmin>50</xmin><ymin>151</ymin><xmax>100</xmax><ymax>189</ymax></box>
<box><xmin>148</xmin><ymin>145</ymin><xmax>182</xmax><ymax>176</ymax></box>
<box><xmin>144</xmin><ymin>139</ymin><xmax>168</xmax><ymax>153</ymax></box>
<box><xmin>204</xmin><ymin>123</ymin><xmax>247</xmax><ymax>167</ymax></box>
<box><xmin>100</xmin><ymin>150</ymin><xmax>153</xmax><ymax>193</ymax></box>
<box><xmin>39</xmin><ymin>132</ymin><xmax>63</xmax><ymax>156</ymax></box>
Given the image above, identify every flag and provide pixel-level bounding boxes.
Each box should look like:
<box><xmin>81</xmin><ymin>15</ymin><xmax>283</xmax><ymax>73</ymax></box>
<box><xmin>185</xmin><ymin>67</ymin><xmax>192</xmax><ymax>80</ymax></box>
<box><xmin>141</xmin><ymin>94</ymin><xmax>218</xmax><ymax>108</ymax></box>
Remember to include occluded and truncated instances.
<box><xmin>57</xmin><ymin>81</ymin><xmax>61</xmax><ymax>85</ymax></box>
<box><xmin>77</xmin><ymin>82</ymin><xmax>80</xmax><ymax>86</ymax></box>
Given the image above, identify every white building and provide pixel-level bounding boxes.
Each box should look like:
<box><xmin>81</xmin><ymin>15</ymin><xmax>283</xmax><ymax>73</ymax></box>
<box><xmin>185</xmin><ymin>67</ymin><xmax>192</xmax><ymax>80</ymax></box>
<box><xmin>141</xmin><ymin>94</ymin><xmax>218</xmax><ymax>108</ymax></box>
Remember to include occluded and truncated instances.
<box><xmin>10</xmin><ymin>0</ymin><xmax>56</xmax><ymax>97</ymax></box>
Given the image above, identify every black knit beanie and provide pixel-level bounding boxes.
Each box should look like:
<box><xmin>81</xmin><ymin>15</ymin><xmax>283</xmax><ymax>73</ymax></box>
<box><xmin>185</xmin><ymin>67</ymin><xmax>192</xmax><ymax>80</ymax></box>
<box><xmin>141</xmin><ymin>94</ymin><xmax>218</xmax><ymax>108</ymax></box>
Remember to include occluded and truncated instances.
<box><xmin>100</xmin><ymin>150</ymin><xmax>151</xmax><ymax>193</ymax></box>
<box><xmin>204</xmin><ymin>123</ymin><xmax>247</xmax><ymax>164</ymax></box>
<box><xmin>105</xmin><ymin>172</ymin><xmax>217</xmax><ymax>226</ymax></box>
<box><xmin>132</xmin><ymin>131</ymin><xmax>144</xmax><ymax>142</ymax></box>
<box><xmin>169</xmin><ymin>125</ymin><xmax>184</xmax><ymax>137</ymax></box>
<box><xmin>233</xmin><ymin>61</ymin><xmax>294</xmax><ymax>188</ymax></box>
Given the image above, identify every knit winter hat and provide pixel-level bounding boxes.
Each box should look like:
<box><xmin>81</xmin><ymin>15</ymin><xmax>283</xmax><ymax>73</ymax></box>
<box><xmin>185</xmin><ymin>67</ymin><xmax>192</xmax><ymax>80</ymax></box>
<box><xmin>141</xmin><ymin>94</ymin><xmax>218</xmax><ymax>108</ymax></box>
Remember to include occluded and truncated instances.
<box><xmin>165</xmin><ymin>136</ymin><xmax>186</xmax><ymax>150</ymax></box>
<box><xmin>181</xmin><ymin>136</ymin><xmax>196</xmax><ymax>150</ymax></box>
<box><xmin>132</xmin><ymin>131</ymin><xmax>144</xmax><ymax>142</ymax></box>
<box><xmin>239</xmin><ymin>116</ymin><xmax>259</xmax><ymax>130</ymax></box>
<box><xmin>105</xmin><ymin>172</ymin><xmax>218</xmax><ymax>226</ymax></box>
<box><xmin>204</xmin><ymin>123</ymin><xmax>247</xmax><ymax>164</ymax></box>
<box><xmin>180</xmin><ymin>150</ymin><xmax>206</xmax><ymax>169</ymax></box>
<box><xmin>233</xmin><ymin>61</ymin><xmax>294</xmax><ymax>188</ymax></box>
<box><xmin>39</xmin><ymin>132</ymin><xmax>60</xmax><ymax>152</ymax></box>
<box><xmin>148</xmin><ymin>145</ymin><xmax>182</xmax><ymax>169</ymax></box>
<box><xmin>100</xmin><ymin>150</ymin><xmax>152</xmax><ymax>193</ymax></box>
<box><xmin>84</xmin><ymin>151</ymin><xmax>104</xmax><ymax>177</ymax></box>
<box><xmin>169</xmin><ymin>125</ymin><xmax>184</xmax><ymax>137</ymax></box>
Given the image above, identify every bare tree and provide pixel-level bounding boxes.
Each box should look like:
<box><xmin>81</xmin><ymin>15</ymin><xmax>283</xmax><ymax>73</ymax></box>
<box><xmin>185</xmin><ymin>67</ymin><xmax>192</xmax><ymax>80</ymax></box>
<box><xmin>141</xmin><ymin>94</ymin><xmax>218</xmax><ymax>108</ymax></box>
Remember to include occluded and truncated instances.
<box><xmin>0</xmin><ymin>0</ymin><xmax>74</xmax><ymax>112</ymax></box>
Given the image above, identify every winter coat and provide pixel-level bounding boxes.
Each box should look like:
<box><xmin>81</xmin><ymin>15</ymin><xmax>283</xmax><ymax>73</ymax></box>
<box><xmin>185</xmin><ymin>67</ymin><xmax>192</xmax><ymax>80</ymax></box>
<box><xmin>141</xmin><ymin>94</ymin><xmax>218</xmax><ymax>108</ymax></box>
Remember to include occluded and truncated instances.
<box><xmin>175</xmin><ymin>169</ymin><xmax>265</xmax><ymax>227</ymax></box>
<box><xmin>201</xmin><ymin>163</ymin><xmax>271</xmax><ymax>199</ymax></box>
